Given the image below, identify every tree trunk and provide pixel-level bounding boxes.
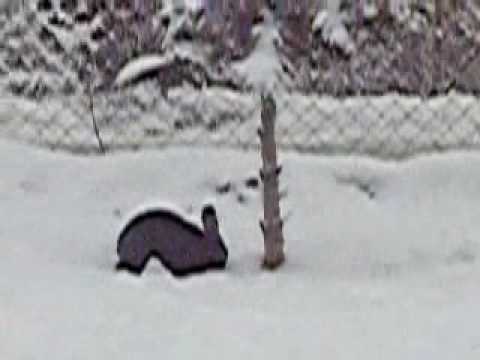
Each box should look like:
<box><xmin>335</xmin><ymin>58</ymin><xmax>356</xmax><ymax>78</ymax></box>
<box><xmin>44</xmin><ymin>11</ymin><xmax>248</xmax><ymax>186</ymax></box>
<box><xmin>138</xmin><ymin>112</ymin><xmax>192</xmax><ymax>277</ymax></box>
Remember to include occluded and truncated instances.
<box><xmin>259</xmin><ymin>92</ymin><xmax>285</xmax><ymax>270</ymax></box>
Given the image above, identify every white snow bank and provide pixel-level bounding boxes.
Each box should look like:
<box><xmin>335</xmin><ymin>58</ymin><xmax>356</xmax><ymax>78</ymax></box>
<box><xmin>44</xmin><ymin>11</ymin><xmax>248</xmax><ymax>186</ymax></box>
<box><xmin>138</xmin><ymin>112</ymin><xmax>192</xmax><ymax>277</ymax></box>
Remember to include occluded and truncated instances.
<box><xmin>114</xmin><ymin>54</ymin><xmax>177</xmax><ymax>87</ymax></box>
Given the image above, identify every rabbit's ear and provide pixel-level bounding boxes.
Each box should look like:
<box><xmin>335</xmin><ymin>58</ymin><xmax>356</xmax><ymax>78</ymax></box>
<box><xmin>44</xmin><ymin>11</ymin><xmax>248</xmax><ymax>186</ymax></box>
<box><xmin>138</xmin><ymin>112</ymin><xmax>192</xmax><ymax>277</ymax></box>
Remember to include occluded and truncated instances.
<box><xmin>201</xmin><ymin>204</ymin><xmax>217</xmax><ymax>221</ymax></box>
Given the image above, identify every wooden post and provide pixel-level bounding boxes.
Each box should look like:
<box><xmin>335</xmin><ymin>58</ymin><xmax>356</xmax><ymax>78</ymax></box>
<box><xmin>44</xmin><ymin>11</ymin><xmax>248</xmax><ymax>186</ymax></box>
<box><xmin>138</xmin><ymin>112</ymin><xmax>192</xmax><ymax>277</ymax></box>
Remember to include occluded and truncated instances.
<box><xmin>258</xmin><ymin>92</ymin><xmax>285</xmax><ymax>270</ymax></box>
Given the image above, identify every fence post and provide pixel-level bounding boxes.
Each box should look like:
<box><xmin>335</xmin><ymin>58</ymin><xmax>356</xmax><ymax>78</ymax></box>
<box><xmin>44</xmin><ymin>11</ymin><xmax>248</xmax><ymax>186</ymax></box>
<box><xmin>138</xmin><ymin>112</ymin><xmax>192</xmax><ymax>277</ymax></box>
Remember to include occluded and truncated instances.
<box><xmin>258</xmin><ymin>91</ymin><xmax>286</xmax><ymax>269</ymax></box>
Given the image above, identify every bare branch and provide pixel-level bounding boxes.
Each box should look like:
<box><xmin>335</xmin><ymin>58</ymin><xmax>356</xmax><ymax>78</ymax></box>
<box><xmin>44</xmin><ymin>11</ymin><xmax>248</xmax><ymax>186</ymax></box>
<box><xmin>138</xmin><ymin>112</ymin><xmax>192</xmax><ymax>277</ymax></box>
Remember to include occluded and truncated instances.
<box><xmin>86</xmin><ymin>54</ymin><xmax>105</xmax><ymax>154</ymax></box>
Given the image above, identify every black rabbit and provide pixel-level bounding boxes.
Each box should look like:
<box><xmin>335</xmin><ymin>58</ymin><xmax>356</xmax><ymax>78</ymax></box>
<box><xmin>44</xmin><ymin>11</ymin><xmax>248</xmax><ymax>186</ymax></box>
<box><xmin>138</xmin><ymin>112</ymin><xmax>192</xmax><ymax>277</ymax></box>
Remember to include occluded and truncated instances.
<box><xmin>116</xmin><ymin>205</ymin><xmax>228</xmax><ymax>277</ymax></box>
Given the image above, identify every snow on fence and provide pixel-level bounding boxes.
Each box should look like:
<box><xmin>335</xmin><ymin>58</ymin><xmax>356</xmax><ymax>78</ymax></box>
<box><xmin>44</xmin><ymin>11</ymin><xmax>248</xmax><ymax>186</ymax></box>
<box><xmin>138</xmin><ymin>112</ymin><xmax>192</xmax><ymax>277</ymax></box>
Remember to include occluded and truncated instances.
<box><xmin>2</xmin><ymin>86</ymin><xmax>480</xmax><ymax>159</ymax></box>
<box><xmin>1</xmin><ymin>0</ymin><xmax>480</xmax><ymax>159</ymax></box>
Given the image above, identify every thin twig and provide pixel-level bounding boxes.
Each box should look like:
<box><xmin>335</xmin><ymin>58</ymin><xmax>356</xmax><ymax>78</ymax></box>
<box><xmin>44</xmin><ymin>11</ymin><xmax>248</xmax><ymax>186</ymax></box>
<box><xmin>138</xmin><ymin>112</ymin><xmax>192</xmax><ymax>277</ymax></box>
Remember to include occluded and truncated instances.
<box><xmin>86</xmin><ymin>56</ymin><xmax>105</xmax><ymax>154</ymax></box>
<box><xmin>88</xmin><ymin>85</ymin><xmax>105</xmax><ymax>154</ymax></box>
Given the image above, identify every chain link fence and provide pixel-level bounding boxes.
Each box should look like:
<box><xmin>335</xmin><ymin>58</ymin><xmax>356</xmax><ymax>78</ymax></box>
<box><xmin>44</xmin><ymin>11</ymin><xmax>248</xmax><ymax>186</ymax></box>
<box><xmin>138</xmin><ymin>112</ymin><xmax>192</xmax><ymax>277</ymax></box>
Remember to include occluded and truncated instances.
<box><xmin>1</xmin><ymin>1</ymin><xmax>480</xmax><ymax>159</ymax></box>
<box><xmin>2</xmin><ymin>87</ymin><xmax>480</xmax><ymax>158</ymax></box>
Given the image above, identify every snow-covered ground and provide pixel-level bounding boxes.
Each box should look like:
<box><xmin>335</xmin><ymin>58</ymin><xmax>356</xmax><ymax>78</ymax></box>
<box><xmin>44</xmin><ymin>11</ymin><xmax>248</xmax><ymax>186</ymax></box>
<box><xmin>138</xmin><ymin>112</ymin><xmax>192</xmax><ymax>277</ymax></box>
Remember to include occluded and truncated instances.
<box><xmin>1</xmin><ymin>138</ymin><xmax>480</xmax><ymax>359</ymax></box>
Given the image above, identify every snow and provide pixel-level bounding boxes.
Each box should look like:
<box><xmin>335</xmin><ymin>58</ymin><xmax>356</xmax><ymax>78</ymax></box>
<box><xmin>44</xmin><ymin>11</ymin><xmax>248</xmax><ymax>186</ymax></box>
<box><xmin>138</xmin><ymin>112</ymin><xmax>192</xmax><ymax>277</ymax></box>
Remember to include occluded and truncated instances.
<box><xmin>312</xmin><ymin>10</ymin><xmax>355</xmax><ymax>55</ymax></box>
<box><xmin>114</xmin><ymin>54</ymin><xmax>177</xmax><ymax>87</ymax></box>
<box><xmin>184</xmin><ymin>0</ymin><xmax>203</xmax><ymax>13</ymax></box>
<box><xmin>231</xmin><ymin>10</ymin><xmax>285</xmax><ymax>92</ymax></box>
<box><xmin>1</xmin><ymin>138</ymin><xmax>480</xmax><ymax>359</ymax></box>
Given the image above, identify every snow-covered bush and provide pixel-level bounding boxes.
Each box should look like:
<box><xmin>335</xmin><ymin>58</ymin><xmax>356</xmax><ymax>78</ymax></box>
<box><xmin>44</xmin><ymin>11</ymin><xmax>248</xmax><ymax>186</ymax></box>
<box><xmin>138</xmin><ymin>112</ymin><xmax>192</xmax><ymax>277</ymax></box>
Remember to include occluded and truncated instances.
<box><xmin>200</xmin><ymin>0</ymin><xmax>261</xmax><ymax>60</ymax></box>
<box><xmin>92</xmin><ymin>0</ymin><xmax>166</xmax><ymax>85</ymax></box>
<box><xmin>275</xmin><ymin>0</ymin><xmax>312</xmax><ymax>53</ymax></box>
<box><xmin>0</xmin><ymin>0</ymin><xmax>476</xmax><ymax>97</ymax></box>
